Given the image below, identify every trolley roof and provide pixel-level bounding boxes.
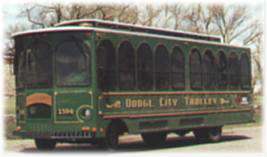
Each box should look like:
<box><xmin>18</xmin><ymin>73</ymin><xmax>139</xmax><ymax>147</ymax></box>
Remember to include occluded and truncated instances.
<box><xmin>12</xmin><ymin>26</ymin><xmax>248</xmax><ymax>50</ymax></box>
<box><xmin>55</xmin><ymin>19</ymin><xmax>222</xmax><ymax>43</ymax></box>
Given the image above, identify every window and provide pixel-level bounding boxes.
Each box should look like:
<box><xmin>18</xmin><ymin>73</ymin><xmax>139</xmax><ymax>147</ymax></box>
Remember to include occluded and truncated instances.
<box><xmin>25</xmin><ymin>40</ymin><xmax>53</xmax><ymax>88</ymax></box>
<box><xmin>218</xmin><ymin>51</ymin><xmax>227</xmax><ymax>89</ymax></box>
<box><xmin>137</xmin><ymin>43</ymin><xmax>153</xmax><ymax>90</ymax></box>
<box><xmin>240</xmin><ymin>53</ymin><xmax>251</xmax><ymax>89</ymax></box>
<box><xmin>171</xmin><ymin>47</ymin><xmax>185</xmax><ymax>90</ymax></box>
<box><xmin>155</xmin><ymin>45</ymin><xmax>170</xmax><ymax>90</ymax></box>
<box><xmin>190</xmin><ymin>49</ymin><xmax>202</xmax><ymax>89</ymax></box>
<box><xmin>55</xmin><ymin>40</ymin><xmax>90</xmax><ymax>86</ymax></box>
<box><xmin>203</xmin><ymin>50</ymin><xmax>216</xmax><ymax>89</ymax></box>
<box><xmin>118</xmin><ymin>41</ymin><xmax>135</xmax><ymax>90</ymax></box>
<box><xmin>15</xmin><ymin>37</ymin><xmax>26</xmax><ymax>89</ymax></box>
<box><xmin>97</xmin><ymin>40</ymin><xmax>116</xmax><ymax>91</ymax></box>
<box><xmin>228</xmin><ymin>52</ymin><xmax>240</xmax><ymax>89</ymax></box>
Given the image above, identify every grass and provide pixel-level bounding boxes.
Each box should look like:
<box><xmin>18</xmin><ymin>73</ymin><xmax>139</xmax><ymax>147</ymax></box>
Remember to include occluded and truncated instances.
<box><xmin>5</xmin><ymin>97</ymin><xmax>16</xmax><ymax>115</ymax></box>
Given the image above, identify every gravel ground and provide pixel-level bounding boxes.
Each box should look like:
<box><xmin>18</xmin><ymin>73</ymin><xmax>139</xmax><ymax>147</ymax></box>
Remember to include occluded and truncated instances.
<box><xmin>5</xmin><ymin>126</ymin><xmax>262</xmax><ymax>153</ymax></box>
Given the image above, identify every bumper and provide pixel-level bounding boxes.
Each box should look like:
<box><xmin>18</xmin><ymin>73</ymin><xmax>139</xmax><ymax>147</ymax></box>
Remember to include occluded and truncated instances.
<box><xmin>13</xmin><ymin>130</ymin><xmax>95</xmax><ymax>139</ymax></box>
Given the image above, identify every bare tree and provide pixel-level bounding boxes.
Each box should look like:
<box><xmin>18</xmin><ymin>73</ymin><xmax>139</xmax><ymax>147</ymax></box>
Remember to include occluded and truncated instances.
<box><xmin>168</xmin><ymin>3</ymin><xmax>185</xmax><ymax>30</ymax></box>
<box><xmin>138</xmin><ymin>5</ymin><xmax>161</xmax><ymax>26</ymax></box>
<box><xmin>209</xmin><ymin>4</ymin><xmax>252</xmax><ymax>44</ymax></box>
<box><xmin>183</xmin><ymin>4</ymin><xmax>216</xmax><ymax>34</ymax></box>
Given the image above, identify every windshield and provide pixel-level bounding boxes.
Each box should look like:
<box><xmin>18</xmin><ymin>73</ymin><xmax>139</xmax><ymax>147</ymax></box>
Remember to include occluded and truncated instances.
<box><xmin>55</xmin><ymin>34</ymin><xmax>90</xmax><ymax>86</ymax></box>
<box><xmin>14</xmin><ymin>31</ymin><xmax>91</xmax><ymax>89</ymax></box>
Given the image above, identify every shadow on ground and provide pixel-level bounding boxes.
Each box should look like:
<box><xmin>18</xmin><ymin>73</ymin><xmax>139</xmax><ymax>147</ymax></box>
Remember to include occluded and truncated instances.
<box><xmin>21</xmin><ymin>134</ymin><xmax>251</xmax><ymax>153</ymax></box>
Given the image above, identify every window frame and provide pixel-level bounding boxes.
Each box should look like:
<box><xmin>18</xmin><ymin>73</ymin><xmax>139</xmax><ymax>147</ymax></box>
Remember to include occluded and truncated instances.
<box><xmin>96</xmin><ymin>39</ymin><xmax>116</xmax><ymax>91</ymax></box>
<box><xmin>117</xmin><ymin>40</ymin><xmax>136</xmax><ymax>90</ymax></box>
<box><xmin>190</xmin><ymin>48</ymin><xmax>202</xmax><ymax>90</ymax></box>
<box><xmin>227</xmin><ymin>52</ymin><xmax>240</xmax><ymax>89</ymax></box>
<box><xmin>154</xmin><ymin>44</ymin><xmax>170</xmax><ymax>90</ymax></box>
<box><xmin>240</xmin><ymin>53</ymin><xmax>251</xmax><ymax>90</ymax></box>
<box><xmin>137</xmin><ymin>43</ymin><xmax>153</xmax><ymax>91</ymax></box>
<box><xmin>170</xmin><ymin>46</ymin><xmax>185</xmax><ymax>90</ymax></box>
<box><xmin>202</xmin><ymin>49</ymin><xmax>217</xmax><ymax>89</ymax></box>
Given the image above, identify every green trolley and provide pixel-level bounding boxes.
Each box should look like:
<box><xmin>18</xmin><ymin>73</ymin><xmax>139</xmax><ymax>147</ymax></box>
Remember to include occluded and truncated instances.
<box><xmin>13</xmin><ymin>19</ymin><xmax>254</xmax><ymax>150</ymax></box>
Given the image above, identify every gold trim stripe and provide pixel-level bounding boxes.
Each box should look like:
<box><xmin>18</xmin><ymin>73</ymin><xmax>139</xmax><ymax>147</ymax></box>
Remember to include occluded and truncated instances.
<box><xmin>102</xmin><ymin>91</ymin><xmax>251</xmax><ymax>97</ymax></box>
<box><xmin>26</xmin><ymin>93</ymin><xmax>52</xmax><ymax>107</ymax></box>
<box><xmin>103</xmin><ymin>108</ymin><xmax>253</xmax><ymax>119</ymax></box>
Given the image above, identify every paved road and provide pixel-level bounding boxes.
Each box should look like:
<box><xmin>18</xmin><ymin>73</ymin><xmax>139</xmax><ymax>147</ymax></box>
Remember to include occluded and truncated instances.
<box><xmin>6</xmin><ymin>126</ymin><xmax>262</xmax><ymax>153</ymax></box>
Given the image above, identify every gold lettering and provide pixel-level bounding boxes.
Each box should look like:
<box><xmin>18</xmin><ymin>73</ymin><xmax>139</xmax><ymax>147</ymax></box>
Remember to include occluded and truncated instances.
<box><xmin>172</xmin><ymin>99</ymin><xmax>178</xmax><ymax>106</ymax></box>
<box><xmin>125</xmin><ymin>98</ymin><xmax>153</xmax><ymax>108</ymax></box>
<box><xmin>189</xmin><ymin>98</ymin><xmax>194</xmax><ymax>105</ymax></box>
<box><xmin>213</xmin><ymin>98</ymin><xmax>217</xmax><ymax>104</ymax></box>
<box><xmin>159</xmin><ymin>97</ymin><xmax>164</xmax><ymax>107</ymax></box>
<box><xmin>185</xmin><ymin>97</ymin><xmax>227</xmax><ymax>105</ymax></box>
<box><xmin>185</xmin><ymin>97</ymin><xmax>189</xmax><ymax>105</ymax></box>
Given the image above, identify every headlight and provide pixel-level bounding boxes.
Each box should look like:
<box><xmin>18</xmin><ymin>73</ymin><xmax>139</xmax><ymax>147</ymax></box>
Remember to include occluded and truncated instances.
<box><xmin>84</xmin><ymin>109</ymin><xmax>91</xmax><ymax>117</ymax></box>
<box><xmin>240</xmin><ymin>97</ymin><xmax>249</xmax><ymax>105</ymax></box>
<box><xmin>77</xmin><ymin>106</ymin><xmax>92</xmax><ymax>121</ymax></box>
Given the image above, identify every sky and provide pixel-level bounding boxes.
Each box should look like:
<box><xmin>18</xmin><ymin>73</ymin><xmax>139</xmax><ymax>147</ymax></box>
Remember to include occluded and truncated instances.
<box><xmin>1</xmin><ymin>0</ymin><xmax>264</xmax><ymax>34</ymax></box>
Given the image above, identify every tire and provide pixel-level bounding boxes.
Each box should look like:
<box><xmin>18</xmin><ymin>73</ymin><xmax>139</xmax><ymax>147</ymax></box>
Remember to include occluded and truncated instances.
<box><xmin>193</xmin><ymin>127</ymin><xmax>222</xmax><ymax>143</ymax></box>
<box><xmin>208</xmin><ymin>127</ymin><xmax>222</xmax><ymax>142</ymax></box>
<box><xmin>193</xmin><ymin>128</ymin><xmax>209</xmax><ymax>143</ymax></box>
<box><xmin>35</xmin><ymin>139</ymin><xmax>56</xmax><ymax>150</ymax></box>
<box><xmin>141</xmin><ymin>132</ymin><xmax>167</xmax><ymax>147</ymax></box>
<box><xmin>105</xmin><ymin>124</ymin><xmax>119</xmax><ymax>150</ymax></box>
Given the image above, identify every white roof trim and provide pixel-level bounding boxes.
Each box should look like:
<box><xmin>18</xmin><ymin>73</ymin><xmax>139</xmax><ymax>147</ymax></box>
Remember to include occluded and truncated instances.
<box><xmin>12</xmin><ymin>26</ymin><xmax>248</xmax><ymax>49</ymax></box>
<box><xmin>12</xmin><ymin>27</ymin><xmax>93</xmax><ymax>37</ymax></box>
<box><xmin>55</xmin><ymin>19</ymin><xmax>222</xmax><ymax>41</ymax></box>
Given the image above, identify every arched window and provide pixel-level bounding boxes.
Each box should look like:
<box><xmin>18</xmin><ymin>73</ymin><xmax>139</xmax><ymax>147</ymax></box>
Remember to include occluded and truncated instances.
<box><xmin>240</xmin><ymin>53</ymin><xmax>251</xmax><ymax>89</ymax></box>
<box><xmin>218</xmin><ymin>51</ymin><xmax>227</xmax><ymax>89</ymax></box>
<box><xmin>137</xmin><ymin>43</ymin><xmax>153</xmax><ymax>90</ymax></box>
<box><xmin>171</xmin><ymin>47</ymin><xmax>185</xmax><ymax>90</ymax></box>
<box><xmin>56</xmin><ymin>40</ymin><xmax>90</xmax><ymax>86</ymax></box>
<box><xmin>118</xmin><ymin>41</ymin><xmax>135</xmax><ymax>90</ymax></box>
<box><xmin>155</xmin><ymin>45</ymin><xmax>170</xmax><ymax>90</ymax></box>
<box><xmin>190</xmin><ymin>49</ymin><xmax>202</xmax><ymax>89</ymax></box>
<box><xmin>228</xmin><ymin>52</ymin><xmax>240</xmax><ymax>89</ymax></box>
<box><xmin>97</xmin><ymin>40</ymin><xmax>116</xmax><ymax>91</ymax></box>
<box><xmin>203</xmin><ymin>50</ymin><xmax>216</xmax><ymax>89</ymax></box>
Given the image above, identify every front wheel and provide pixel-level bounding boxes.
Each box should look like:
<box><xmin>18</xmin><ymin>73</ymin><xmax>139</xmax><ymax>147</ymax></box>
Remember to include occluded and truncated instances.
<box><xmin>34</xmin><ymin>139</ymin><xmax>56</xmax><ymax>150</ymax></box>
<box><xmin>141</xmin><ymin>132</ymin><xmax>167</xmax><ymax>147</ymax></box>
<box><xmin>105</xmin><ymin>124</ymin><xmax>119</xmax><ymax>149</ymax></box>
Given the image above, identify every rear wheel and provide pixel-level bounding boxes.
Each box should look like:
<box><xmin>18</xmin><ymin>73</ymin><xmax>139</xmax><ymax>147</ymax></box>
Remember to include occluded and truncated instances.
<box><xmin>141</xmin><ymin>132</ymin><xmax>167</xmax><ymax>147</ymax></box>
<box><xmin>208</xmin><ymin>127</ymin><xmax>222</xmax><ymax>142</ymax></box>
<box><xmin>35</xmin><ymin>139</ymin><xmax>56</xmax><ymax>150</ymax></box>
<box><xmin>193</xmin><ymin>127</ymin><xmax>222</xmax><ymax>143</ymax></box>
<box><xmin>193</xmin><ymin>128</ymin><xmax>209</xmax><ymax>143</ymax></box>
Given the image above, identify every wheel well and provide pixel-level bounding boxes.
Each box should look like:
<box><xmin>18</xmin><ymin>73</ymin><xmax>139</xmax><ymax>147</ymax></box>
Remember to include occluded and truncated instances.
<box><xmin>108</xmin><ymin>119</ymin><xmax>128</xmax><ymax>135</ymax></box>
